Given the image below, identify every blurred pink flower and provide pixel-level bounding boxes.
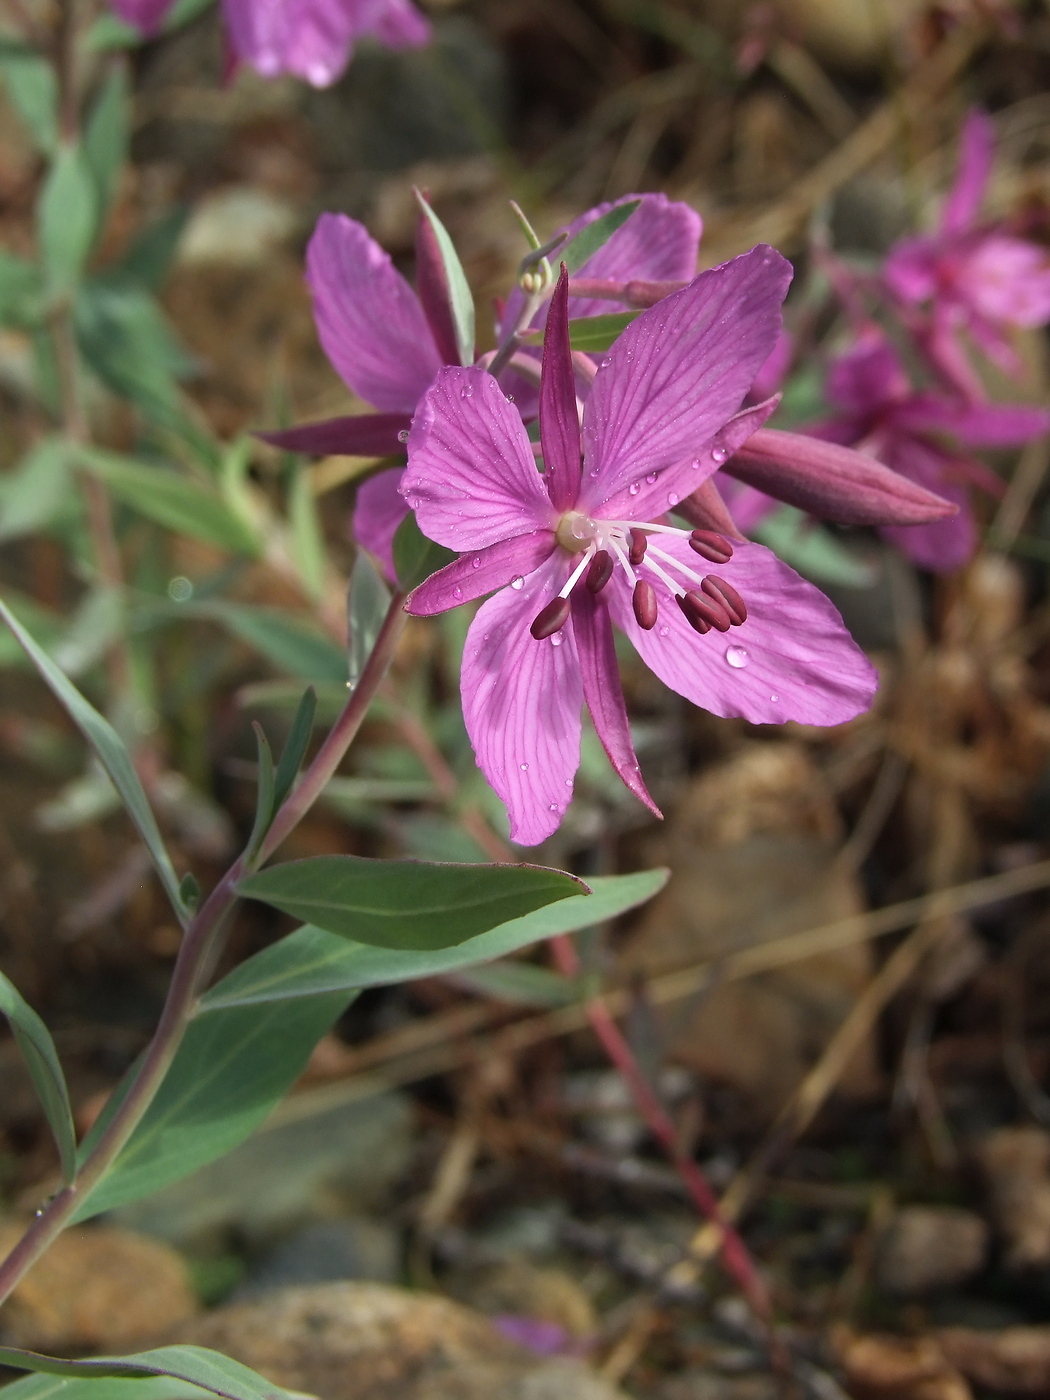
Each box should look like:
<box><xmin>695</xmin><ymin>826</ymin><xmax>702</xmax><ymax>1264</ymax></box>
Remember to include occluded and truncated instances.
<box><xmin>816</xmin><ymin>330</ymin><xmax>1050</xmax><ymax>571</ymax></box>
<box><xmin>884</xmin><ymin>111</ymin><xmax>1050</xmax><ymax>397</ymax></box>
<box><xmin>402</xmin><ymin>256</ymin><xmax>877</xmax><ymax>845</ymax></box>
<box><xmin>111</xmin><ymin>0</ymin><xmax>428</xmax><ymax>86</ymax></box>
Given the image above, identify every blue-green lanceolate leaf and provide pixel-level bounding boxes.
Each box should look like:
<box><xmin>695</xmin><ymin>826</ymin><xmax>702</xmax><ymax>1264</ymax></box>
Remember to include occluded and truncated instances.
<box><xmin>414</xmin><ymin>196</ymin><xmax>474</xmax><ymax>366</ymax></box>
<box><xmin>38</xmin><ymin>146</ymin><xmax>98</xmax><ymax>298</ymax></box>
<box><xmin>0</xmin><ymin>1347</ymin><xmax>295</xmax><ymax>1400</ymax></box>
<box><xmin>208</xmin><ymin>869</ymin><xmax>669</xmax><ymax>1009</ymax></box>
<box><xmin>0</xmin><ymin>46</ymin><xmax>58</xmax><ymax>154</ymax></box>
<box><xmin>0</xmin><ymin>598</ymin><xmax>187</xmax><ymax>921</ymax></box>
<box><xmin>75</xmin><ymin>278</ymin><xmax>192</xmax><ymax>426</ymax></box>
<box><xmin>750</xmin><ymin>505</ymin><xmax>875</xmax><ymax>588</ymax></box>
<box><xmin>197</xmin><ymin>602</ymin><xmax>347</xmax><ymax>682</ymax></box>
<box><xmin>71</xmin><ymin>986</ymin><xmax>353</xmax><ymax>1221</ymax></box>
<box><xmin>559</xmin><ymin>199</ymin><xmax>640</xmax><ymax>274</ymax></box>
<box><xmin>0</xmin><ymin>252</ymin><xmax>44</xmax><ymax>329</ymax></box>
<box><xmin>83</xmin><ymin>67</ymin><xmax>130</xmax><ymax>225</ymax></box>
<box><xmin>0</xmin><ymin>971</ymin><xmax>77</xmax><ymax>1183</ymax></box>
<box><xmin>237</xmin><ymin>856</ymin><xmax>587</xmax><ymax>950</ymax></box>
<box><xmin>70</xmin><ymin>870</ymin><xmax>665</xmax><ymax>1219</ymax></box>
<box><xmin>80</xmin><ymin>450</ymin><xmax>259</xmax><ymax>555</ymax></box>
<box><xmin>0</xmin><ymin>438</ymin><xmax>74</xmax><ymax>542</ymax></box>
<box><xmin>0</xmin><ymin>1373</ymin><xmax>213</xmax><ymax>1400</ymax></box>
<box><xmin>393</xmin><ymin>511</ymin><xmax>456</xmax><ymax>594</ymax></box>
<box><xmin>523</xmin><ymin>311</ymin><xmax>639</xmax><ymax>354</ymax></box>
<box><xmin>347</xmin><ymin>552</ymin><xmax>390</xmax><ymax>689</ymax></box>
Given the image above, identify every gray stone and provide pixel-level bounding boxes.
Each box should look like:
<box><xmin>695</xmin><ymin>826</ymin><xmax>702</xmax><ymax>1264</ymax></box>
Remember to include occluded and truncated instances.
<box><xmin>110</xmin><ymin>1091</ymin><xmax>413</xmax><ymax>1247</ymax></box>
<box><xmin>876</xmin><ymin>1206</ymin><xmax>988</xmax><ymax>1297</ymax></box>
<box><xmin>233</xmin><ymin>1218</ymin><xmax>400</xmax><ymax>1298</ymax></box>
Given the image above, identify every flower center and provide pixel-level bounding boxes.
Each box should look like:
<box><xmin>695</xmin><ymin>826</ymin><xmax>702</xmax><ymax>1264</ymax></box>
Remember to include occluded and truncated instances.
<box><xmin>531</xmin><ymin>517</ymin><xmax>750</xmax><ymax>642</ymax></box>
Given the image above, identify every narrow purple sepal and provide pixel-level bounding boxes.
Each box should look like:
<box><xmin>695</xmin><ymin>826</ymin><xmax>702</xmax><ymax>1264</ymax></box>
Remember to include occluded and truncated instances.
<box><xmin>540</xmin><ymin>267</ymin><xmax>583</xmax><ymax>512</ymax></box>
<box><xmin>941</xmin><ymin>109</ymin><xmax>995</xmax><ymax>235</ymax></box>
<box><xmin>675</xmin><ymin>477</ymin><xmax>747</xmax><ymax>540</ymax></box>
<box><xmin>724</xmin><ymin>428</ymin><xmax>959</xmax><ymax>527</ymax></box>
<box><xmin>406</xmin><ymin>530</ymin><xmax>557</xmax><ymax>616</ymax></box>
<box><xmin>414</xmin><ymin>195</ymin><xmax>462</xmax><ymax>368</ymax></box>
<box><xmin>258</xmin><ymin>413</ymin><xmax>411</xmax><ymax>458</ymax></box>
<box><xmin>571</xmin><ymin>588</ymin><xmax>661</xmax><ymax>820</ymax></box>
<box><xmin>894</xmin><ymin>396</ymin><xmax>1050</xmax><ymax>448</ymax></box>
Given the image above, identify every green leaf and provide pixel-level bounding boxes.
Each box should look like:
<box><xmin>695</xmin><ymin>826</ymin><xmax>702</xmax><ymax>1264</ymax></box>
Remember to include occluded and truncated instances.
<box><xmin>196</xmin><ymin>602</ymin><xmax>347</xmax><ymax>681</ymax></box>
<box><xmin>560</xmin><ymin>199</ymin><xmax>640</xmax><ymax>274</ymax></box>
<box><xmin>0</xmin><ymin>970</ymin><xmax>77</xmax><ymax>1183</ymax></box>
<box><xmin>80</xmin><ymin>449</ymin><xmax>260</xmax><ymax>555</ymax></box>
<box><xmin>287</xmin><ymin>461</ymin><xmax>326</xmax><ymax>602</ymax></box>
<box><xmin>273</xmin><ymin>687</ymin><xmax>316</xmax><ymax>810</ymax></box>
<box><xmin>83</xmin><ymin>67</ymin><xmax>129</xmax><ymax>226</ymax></box>
<box><xmin>414</xmin><ymin>195</ymin><xmax>474</xmax><ymax>366</ymax></box>
<box><xmin>0</xmin><ymin>47</ymin><xmax>58</xmax><ymax>153</ymax></box>
<box><xmin>750</xmin><ymin>505</ymin><xmax>875</xmax><ymax>588</ymax></box>
<box><xmin>238</xmin><ymin>856</ymin><xmax>587</xmax><ymax>950</ymax></box>
<box><xmin>245</xmin><ymin>722</ymin><xmax>275</xmax><ymax>860</ymax></box>
<box><xmin>116</xmin><ymin>206</ymin><xmax>190</xmax><ymax>291</ymax></box>
<box><xmin>393</xmin><ymin>511</ymin><xmax>456</xmax><ymax>593</ymax></box>
<box><xmin>347</xmin><ymin>552</ymin><xmax>389</xmax><ymax>689</ymax></box>
<box><xmin>0</xmin><ymin>595</ymin><xmax>186</xmax><ymax>920</ymax></box>
<box><xmin>0</xmin><ymin>251</ymin><xmax>44</xmax><ymax>328</ymax></box>
<box><xmin>38</xmin><ymin>145</ymin><xmax>98</xmax><ymax>298</ymax></box>
<box><xmin>0</xmin><ymin>1346</ymin><xmax>295</xmax><ymax>1400</ymax></box>
<box><xmin>71</xmin><ymin>985</ymin><xmax>352</xmax><ymax>1219</ymax></box>
<box><xmin>205</xmin><ymin>869</ymin><xmax>669</xmax><ymax>1010</ymax></box>
<box><xmin>452</xmin><ymin>960</ymin><xmax>587</xmax><ymax>1006</ymax></box>
<box><xmin>0</xmin><ymin>1373</ymin><xmax>211</xmax><ymax>1400</ymax></box>
<box><xmin>567</xmin><ymin>311</ymin><xmax>638</xmax><ymax>352</ymax></box>
<box><xmin>74</xmin><ymin>279</ymin><xmax>192</xmax><ymax>425</ymax></box>
<box><xmin>50</xmin><ymin>585</ymin><xmax>124</xmax><ymax>679</ymax></box>
<box><xmin>0</xmin><ymin>438</ymin><xmax>74</xmax><ymax>542</ymax></box>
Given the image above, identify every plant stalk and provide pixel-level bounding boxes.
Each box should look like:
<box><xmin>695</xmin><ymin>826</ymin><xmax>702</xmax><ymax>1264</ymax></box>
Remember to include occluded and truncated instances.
<box><xmin>0</xmin><ymin>592</ymin><xmax>408</xmax><ymax>1305</ymax></box>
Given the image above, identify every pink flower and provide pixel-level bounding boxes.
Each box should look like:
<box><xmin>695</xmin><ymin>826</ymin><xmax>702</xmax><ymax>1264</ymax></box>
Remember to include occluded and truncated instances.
<box><xmin>817</xmin><ymin>330</ymin><xmax>1049</xmax><ymax>571</ymax></box>
<box><xmin>112</xmin><ymin>0</ymin><xmax>428</xmax><ymax>85</ymax></box>
<box><xmin>264</xmin><ymin>195</ymin><xmax>703</xmax><ymax>578</ymax></box>
<box><xmin>401</xmin><ymin>255</ymin><xmax>878</xmax><ymax>845</ymax></box>
<box><xmin>884</xmin><ymin>111</ymin><xmax>1050</xmax><ymax>396</ymax></box>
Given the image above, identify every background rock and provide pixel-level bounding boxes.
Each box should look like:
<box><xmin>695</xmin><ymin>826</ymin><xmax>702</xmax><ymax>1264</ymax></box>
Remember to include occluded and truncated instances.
<box><xmin>0</xmin><ymin>1223</ymin><xmax>197</xmax><ymax>1349</ymax></box>
<box><xmin>875</xmin><ymin>1206</ymin><xmax>988</xmax><ymax>1297</ymax></box>
<box><xmin>974</xmin><ymin>1126</ymin><xmax>1050</xmax><ymax>1269</ymax></box>
<box><xmin>232</xmin><ymin>1218</ymin><xmax>401</xmax><ymax>1299</ymax></box>
<box><xmin>165</xmin><ymin>1281</ymin><xmax>625</xmax><ymax>1400</ymax></box>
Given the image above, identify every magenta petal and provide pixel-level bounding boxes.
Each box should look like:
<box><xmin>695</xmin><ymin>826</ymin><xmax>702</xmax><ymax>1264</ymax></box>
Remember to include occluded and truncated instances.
<box><xmin>608</xmin><ymin>536</ymin><xmax>877</xmax><ymax>727</ymax></box>
<box><xmin>880</xmin><ymin>438</ymin><xmax>977</xmax><ymax>573</ymax></box>
<box><xmin>461</xmin><ymin>554</ymin><xmax>583</xmax><ymax>846</ymax></box>
<box><xmin>222</xmin><ymin>0</ymin><xmax>354</xmax><ymax>86</ymax></box>
<box><xmin>363</xmin><ymin>0</ymin><xmax>431</xmax><ymax>47</ymax></box>
<box><xmin>540</xmin><ymin>268</ymin><xmax>583</xmax><ymax>511</ymax></box>
<box><xmin>941</xmin><ymin>110</ymin><xmax>995</xmax><ymax>235</ymax></box>
<box><xmin>402</xmin><ymin>367</ymin><xmax>555</xmax><ymax>550</ymax></box>
<box><xmin>258</xmin><ymin>412</ymin><xmax>411</xmax><ymax>457</ymax></box>
<box><xmin>414</xmin><ymin>200</ymin><xmax>461</xmax><ymax>368</ymax></box>
<box><xmin>826</xmin><ymin>333</ymin><xmax>910</xmax><ymax>415</ymax></box>
<box><xmin>894</xmin><ymin>396</ymin><xmax>1050</xmax><ymax>448</ymax></box>
<box><xmin>725</xmin><ymin>428</ymin><xmax>959</xmax><ymax>526</ymax></box>
<box><xmin>306</xmin><ymin>213</ymin><xmax>441</xmax><ymax>413</ymax></box>
<box><xmin>883</xmin><ymin>237</ymin><xmax>939</xmax><ymax>308</ymax></box>
<box><xmin>677</xmin><ymin>476</ymin><xmax>748</xmax><ymax>539</ymax></box>
<box><xmin>406</xmin><ymin>530</ymin><xmax>557</xmax><ymax>615</ymax></box>
<box><xmin>109</xmin><ymin>0</ymin><xmax>174</xmax><ymax>34</ymax></box>
<box><xmin>959</xmin><ymin>235</ymin><xmax>1050</xmax><ymax>328</ymax></box>
<box><xmin>571</xmin><ymin>589</ymin><xmax>660</xmax><ymax>819</ymax></box>
<box><xmin>580</xmin><ymin>246</ymin><xmax>793</xmax><ymax>521</ymax></box>
<box><xmin>353</xmin><ymin>467</ymin><xmax>408</xmax><ymax>580</ymax></box>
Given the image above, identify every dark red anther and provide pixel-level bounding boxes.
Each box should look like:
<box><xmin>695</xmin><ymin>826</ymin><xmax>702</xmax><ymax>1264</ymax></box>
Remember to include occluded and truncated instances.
<box><xmin>689</xmin><ymin>530</ymin><xmax>734</xmax><ymax>564</ymax></box>
<box><xmin>632</xmin><ymin>579</ymin><xmax>658</xmax><ymax>630</ymax></box>
<box><xmin>701</xmin><ymin>576</ymin><xmax>747</xmax><ymax>626</ymax></box>
<box><xmin>585</xmin><ymin>549</ymin><xmax>614</xmax><ymax>594</ymax></box>
<box><xmin>628</xmin><ymin>528</ymin><xmax>647</xmax><ymax>566</ymax></box>
<box><xmin>677</xmin><ymin>590</ymin><xmax>731</xmax><ymax>635</ymax></box>
<box><xmin>530</xmin><ymin>597</ymin><xmax>571</xmax><ymax>640</ymax></box>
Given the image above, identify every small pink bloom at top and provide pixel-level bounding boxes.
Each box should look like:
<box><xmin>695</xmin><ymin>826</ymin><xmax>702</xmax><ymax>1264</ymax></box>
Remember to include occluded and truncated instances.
<box><xmin>401</xmin><ymin>256</ymin><xmax>877</xmax><ymax>845</ymax></box>
<box><xmin>113</xmin><ymin>0</ymin><xmax>428</xmax><ymax>84</ymax></box>
<box><xmin>817</xmin><ymin>330</ymin><xmax>1049</xmax><ymax>572</ymax></box>
<box><xmin>884</xmin><ymin>111</ymin><xmax>1050</xmax><ymax>395</ymax></box>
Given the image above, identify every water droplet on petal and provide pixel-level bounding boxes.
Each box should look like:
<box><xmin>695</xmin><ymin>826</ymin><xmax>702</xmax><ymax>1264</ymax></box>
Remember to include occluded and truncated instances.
<box><xmin>549</xmin><ymin>803</ymin><xmax>557</xmax><ymax>811</ymax></box>
<box><xmin>725</xmin><ymin>645</ymin><xmax>750</xmax><ymax>669</ymax></box>
<box><xmin>510</xmin><ymin>575</ymin><xmax>524</xmax><ymax>590</ymax></box>
<box><xmin>471</xmin><ymin>556</ymin><xmax>481</xmax><ymax>569</ymax></box>
<box><xmin>550</xmin><ymin>633</ymin><xmax>564</xmax><ymax>647</ymax></box>
<box><xmin>520</xmin><ymin>762</ymin><xmax>530</xmax><ymax>771</ymax></box>
<box><xmin>601</xmin><ymin>357</ymin><xmax>612</xmax><ymax>368</ymax></box>
<box><xmin>506</xmin><ymin>394</ymin><xmax>515</xmax><ymax>403</ymax></box>
<box><xmin>646</xmin><ymin>472</ymin><xmax>658</xmax><ymax>484</ymax></box>
<box><xmin>453</xmin><ymin>586</ymin><xmax>463</xmax><ymax>600</ymax></box>
<box><xmin>667</xmin><ymin>491</ymin><xmax>679</xmax><ymax>506</ymax></box>
<box><xmin>690</xmin><ymin>457</ymin><xmax>701</xmax><ymax>470</ymax></box>
<box><xmin>659</xmin><ymin>625</ymin><xmax>670</xmax><ymax>637</ymax></box>
<box><xmin>770</xmin><ymin>692</ymin><xmax>780</xmax><ymax>702</ymax></box>
<box><xmin>397</xmin><ymin>429</ymin><xmax>410</xmax><ymax>443</ymax></box>
<box><xmin>628</xmin><ymin>481</ymin><xmax>641</xmax><ymax>496</ymax></box>
<box><xmin>565</xmin><ymin>778</ymin><xmax>573</xmax><ymax>787</ymax></box>
<box><xmin>711</xmin><ymin>446</ymin><xmax>727</xmax><ymax>464</ymax></box>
